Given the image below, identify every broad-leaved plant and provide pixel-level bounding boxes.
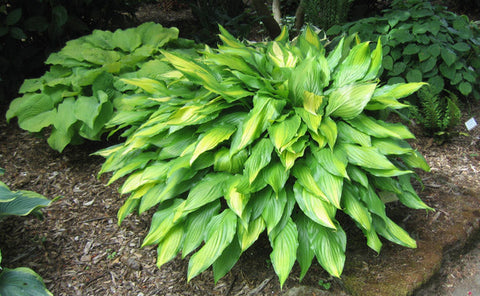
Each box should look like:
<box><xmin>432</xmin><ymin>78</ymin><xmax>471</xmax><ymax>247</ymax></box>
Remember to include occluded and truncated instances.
<box><xmin>6</xmin><ymin>22</ymin><xmax>197</xmax><ymax>152</ymax></box>
<box><xmin>95</xmin><ymin>26</ymin><xmax>432</xmax><ymax>286</ymax></box>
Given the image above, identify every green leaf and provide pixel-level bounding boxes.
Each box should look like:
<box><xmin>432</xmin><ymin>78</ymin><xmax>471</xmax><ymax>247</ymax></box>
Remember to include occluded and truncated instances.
<box><xmin>191</xmin><ymin>125</ymin><xmax>236</xmax><ymax>164</ymax></box>
<box><xmin>212</xmin><ymin>238</ymin><xmax>242</xmax><ymax>283</ymax></box>
<box><xmin>188</xmin><ymin>209</ymin><xmax>237</xmax><ymax>281</ymax></box>
<box><xmin>156</xmin><ymin>224</ymin><xmax>184</xmax><ymax>268</ymax></box>
<box><xmin>336</xmin><ymin>121</ymin><xmax>371</xmax><ymax>147</ymax></box>
<box><xmin>373</xmin><ymin>215</ymin><xmax>416</xmax><ymax>248</ymax></box>
<box><xmin>342</xmin><ymin>186</ymin><xmax>372</xmax><ymax>231</ymax></box>
<box><xmin>268</xmin><ymin>114</ymin><xmax>301</xmax><ymax>152</ymax></box>
<box><xmin>319</xmin><ymin>116</ymin><xmax>337</xmax><ymax>149</ymax></box>
<box><xmin>403</xmin><ymin>44</ymin><xmax>419</xmax><ymax>55</ymax></box>
<box><xmin>311</xmin><ymin>147</ymin><xmax>349</xmax><ymax>179</ymax></box>
<box><xmin>142</xmin><ymin>199</ymin><xmax>184</xmax><ymax>246</ymax></box>
<box><xmin>180</xmin><ymin>173</ymin><xmax>229</xmax><ymax>216</ymax></box>
<box><xmin>263</xmin><ymin>162</ymin><xmax>289</xmax><ymax>195</ymax></box>
<box><xmin>293</xmin><ymin>182</ymin><xmax>336</xmax><ymax>229</ymax></box>
<box><xmin>459</xmin><ymin>82</ymin><xmax>472</xmax><ymax>96</ymax></box>
<box><xmin>238</xmin><ymin>216</ymin><xmax>265</xmax><ymax>251</ymax></box>
<box><xmin>292</xmin><ymin>162</ymin><xmax>328</xmax><ymax>203</ymax></box>
<box><xmin>310</xmin><ymin>222</ymin><xmax>346</xmax><ymax>278</ymax></box>
<box><xmin>182</xmin><ymin>201</ymin><xmax>221</xmax><ymax>257</ymax></box>
<box><xmin>311</xmin><ymin>163</ymin><xmax>343</xmax><ymax>209</ymax></box>
<box><xmin>347</xmin><ymin>114</ymin><xmax>415</xmax><ymax>139</ymax></box>
<box><xmin>6</xmin><ymin>8</ymin><xmax>22</xmax><ymax>26</ymax></box>
<box><xmin>52</xmin><ymin>5</ymin><xmax>68</xmax><ymax>27</ymax></box>
<box><xmin>325</xmin><ymin>83</ymin><xmax>377</xmax><ymax>119</ymax></box>
<box><xmin>262</xmin><ymin>188</ymin><xmax>287</xmax><ymax>234</ymax></box>
<box><xmin>406</xmin><ymin>69</ymin><xmax>423</xmax><ymax>82</ymax></box>
<box><xmin>111</xmin><ymin>27</ymin><xmax>142</xmax><ymax>52</ymax></box>
<box><xmin>231</xmin><ymin>96</ymin><xmax>284</xmax><ymax>153</ymax></box>
<box><xmin>269</xmin><ymin>218</ymin><xmax>298</xmax><ymax>288</ymax></box>
<box><xmin>397</xmin><ymin>175</ymin><xmax>433</xmax><ymax>210</ymax></box>
<box><xmin>339</xmin><ymin>143</ymin><xmax>397</xmax><ymax>170</ymax></box>
<box><xmin>295</xmin><ymin>214</ymin><xmax>315</xmax><ymax>281</ymax></box>
<box><xmin>441</xmin><ymin>48</ymin><xmax>457</xmax><ymax>66</ymax></box>
<box><xmin>0</xmin><ymin>267</ymin><xmax>53</xmax><ymax>296</ymax></box>
<box><xmin>334</xmin><ymin>42</ymin><xmax>372</xmax><ymax>87</ymax></box>
<box><xmin>0</xmin><ymin>185</ymin><xmax>52</xmax><ymax>217</ymax></box>
<box><xmin>452</xmin><ymin>42</ymin><xmax>470</xmax><ymax>52</ymax></box>
<box><xmin>244</xmin><ymin>138</ymin><xmax>274</xmax><ymax>184</ymax></box>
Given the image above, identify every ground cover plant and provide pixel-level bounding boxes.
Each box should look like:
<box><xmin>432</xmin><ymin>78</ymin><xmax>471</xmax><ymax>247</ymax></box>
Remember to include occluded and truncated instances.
<box><xmin>6</xmin><ymin>22</ymin><xmax>199</xmax><ymax>152</ymax></box>
<box><xmin>6</xmin><ymin>19</ymin><xmax>433</xmax><ymax>285</ymax></box>
<box><xmin>0</xmin><ymin>168</ymin><xmax>54</xmax><ymax>296</ymax></box>
<box><xmin>327</xmin><ymin>0</ymin><xmax>480</xmax><ymax>101</ymax></box>
<box><xmin>91</xmin><ymin>26</ymin><xmax>432</xmax><ymax>286</ymax></box>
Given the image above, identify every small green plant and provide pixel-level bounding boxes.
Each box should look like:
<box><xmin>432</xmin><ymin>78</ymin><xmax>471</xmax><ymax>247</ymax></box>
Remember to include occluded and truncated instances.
<box><xmin>318</xmin><ymin>279</ymin><xmax>331</xmax><ymax>290</ymax></box>
<box><xmin>94</xmin><ymin>26</ymin><xmax>432</xmax><ymax>286</ymax></box>
<box><xmin>106</xmin><ymin>249</ymin><xmax>117</xmax><ymax>260</ymax></box>
<box><xmin>327</xmin><ymin>0</ymin><xmax>480</xmax><ymax>100</ymax></box>
<box><xmin>0</xmin><ymin>168</ymin><xmax>54</xmax><ymax>296</ymax></box>
<box><xmin>412</xmin><ymin>86</ymin><xmax>461</xmax><ymax>141</ymax></box>
<box><xmin>6</xmin><ymin>22</ymin><xmax>197</xmax><ymax>152</ymax></box>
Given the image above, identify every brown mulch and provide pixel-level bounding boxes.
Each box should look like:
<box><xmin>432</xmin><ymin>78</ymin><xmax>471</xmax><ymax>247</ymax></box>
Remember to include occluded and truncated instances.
<box><xmin>0</xmin><ymin>100</ymin><xmax>478</xmax><ymax>296</ymax></box>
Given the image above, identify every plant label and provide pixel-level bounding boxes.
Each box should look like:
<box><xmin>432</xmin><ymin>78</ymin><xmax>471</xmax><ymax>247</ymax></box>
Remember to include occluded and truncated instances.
<box><xmin>465</xmin><ymin>117</ymin><xmax>478</xmax><ymax>131</ymax></box>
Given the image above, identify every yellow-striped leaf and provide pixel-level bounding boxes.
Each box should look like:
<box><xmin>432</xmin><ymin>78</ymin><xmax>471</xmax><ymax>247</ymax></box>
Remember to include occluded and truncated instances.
<box><xmin>268</xmin><ymin>114</ymin><xmax>301</xmax><ymax>152</ymax></box>
<box><xmin>244</xmin><ymin>138</ymin><xmax>274</xmax><ymax>184</ymax></box>
<box><xmin>334</xmin><ymin>42</ymin><xmax>371</xmax><ymax>87</ymax></box>
<box><xmin>310</xmin><ymin>222</ymin><xmax>346</xmax><ymax>278</ymax></box>
<box><xmin>342</xmin><ymin>186</ymin><xmax>372</xmax><ymax>231</ymax></box>
<box><xmin>156</xmin><ymin>223</ymin><xmax>184</xmax><ymax>268</ymax></box>
<box><xmin>238</xmin><ymin>216</ymin><xmax>265</xmax><ymax>251</ymax></box>
<box><xmin>187</xmin><ymin>209</ymin><xmax>237</xmax><ymax>281</ymax></box>
<box><xmin>270</xmin><ymin>218</ymin><xmax>298</xmax><ymax>288</ymax></box>
<box><xmin>191</xmin><ymin>125</ymin><xmax>236</xmax><ymax>164</ymax></box>
<box><xmin>293</xmin><ymin>182</ymin><xmax>337</xmax><ymax>229</ymax></box>
<box><xmin>325</xmin><ymin>83</ymin><xmax>377</xmax><ymax>119</ymax></box>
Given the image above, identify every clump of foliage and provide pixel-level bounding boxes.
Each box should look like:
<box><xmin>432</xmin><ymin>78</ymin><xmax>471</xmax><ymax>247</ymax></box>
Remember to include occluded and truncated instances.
<box><xmin>412</xmin><ymin>86</ymin><xmax>461</xmax><ymax>141</ymax></box>
<box><xmin>93</xmin><ymin>26</ymin><xmax>432</xmax><ymax>286</ymax></box>
<box><xmin>303</xmin><ymin>0</ymin><xmax>354</xmax><ymax>30</ymax></box>
<box><xmin>0</xmin><ymin>0</ymin><xmax>139</xmax><ymax>104</ymax></box>
<box><xmin>6</xmin><ymin>22</ymin><xmax>198</xmax><ymax>152</ymax></box>
<box><xmin>0</xmin><ymin>168</ymin><xmax>54</xmax><ymax>296</ymax></box>
<box><xmin>327</xmin><ymin>0</ymin><xmax>480</xmax><ymax>100</ymax></box>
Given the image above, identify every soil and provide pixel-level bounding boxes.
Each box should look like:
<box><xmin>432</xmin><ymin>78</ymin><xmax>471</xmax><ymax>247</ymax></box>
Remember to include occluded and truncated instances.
<box><xmin>1</xmin><ymin>2</ymin><xmax>480</xmax><ymax>296</ymax></box>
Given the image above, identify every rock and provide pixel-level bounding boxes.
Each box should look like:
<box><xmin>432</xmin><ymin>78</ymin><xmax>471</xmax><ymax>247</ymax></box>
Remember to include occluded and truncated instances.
<box><xmin>283</xmin><ymin>286</ymin><xmax>329</xmax><ymax>296</ymax></box>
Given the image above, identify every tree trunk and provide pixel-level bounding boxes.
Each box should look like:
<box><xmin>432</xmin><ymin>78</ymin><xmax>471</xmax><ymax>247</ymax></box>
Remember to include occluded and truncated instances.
<box><xmin>249</xmin><ymin>0</ymin><xmax>281</xmax><ymax>39</ymax></box>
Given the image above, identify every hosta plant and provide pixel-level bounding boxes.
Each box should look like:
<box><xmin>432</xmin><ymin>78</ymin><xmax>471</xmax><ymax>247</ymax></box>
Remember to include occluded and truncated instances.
<box><xmin>0</xmin><ymin>168</ymin><xmax>54</xmax><ymax>296</ymax></box>
<box><xmin>327</xmin><ymin>0</ymin><xmax>480</xmax><ymax>100</ymax></box>
<box><xmin>6</xmin><ymin>22</ymin><xmax>198</xmax><ymax>152</ymax></box>
<box><xmin>96</xmin><ymin>26</ymin><xmax>432</xmax><ymax>286</ymax></box>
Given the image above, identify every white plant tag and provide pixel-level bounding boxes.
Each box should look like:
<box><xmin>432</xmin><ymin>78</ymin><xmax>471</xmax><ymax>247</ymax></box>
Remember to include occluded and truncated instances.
<box><xmin>465</xmin><ymin>117</ymin><xmax>477</xmax><ymax>131</ymax></box>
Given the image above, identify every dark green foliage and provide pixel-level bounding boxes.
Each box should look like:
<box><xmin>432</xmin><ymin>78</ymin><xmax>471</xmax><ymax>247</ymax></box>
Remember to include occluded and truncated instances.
<box><xmin>327</xmin><ymin>0</ymin><xmax>480</xmax><ymax>101</ymax></box>
<box><xmin>413</xmin><ymin>87</ymin><xmax>461</xmax><ymax>140</ymax></box>
<box><xmin>303</xmin><ymin>0</ymin><xmax>355</xmax><ymax>30</ymax></box>
<box><xmin>0</xmin><ymin>0</ymin><xmax>139</xmax><ymax>105</ymax></box>
<box><xmin>190</xmin><ymin>0</ymin><xmax>256</xmax><ymax>45</ymax></box>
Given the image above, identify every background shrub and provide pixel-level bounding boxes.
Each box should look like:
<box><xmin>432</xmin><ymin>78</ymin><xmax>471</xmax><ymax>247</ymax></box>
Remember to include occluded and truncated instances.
<box><xmin>327</xmin><ymin>0</ymin><xmax>480</xmax><ymax>101</ymax></box>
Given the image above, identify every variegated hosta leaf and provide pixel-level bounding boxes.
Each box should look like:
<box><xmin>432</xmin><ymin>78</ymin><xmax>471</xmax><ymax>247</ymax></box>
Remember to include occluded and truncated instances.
<box><xmin>187</xmin><ymin>209</ymin><xmax>237</xmax><ymax>281</ymax></box>
<box><xmin>325</xmin><ymin>83</ymin><xmax>377</xmax><ymax>120</ymax></box>
<box><xmin>309</xmin><ymin>221</ymin><xmax>346</xmax><ymax>278</ymax></box>
<box><xmin>269</xmin><ymin>218</ymin><xmax>298</xmax><ymax>288</ymax></box>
